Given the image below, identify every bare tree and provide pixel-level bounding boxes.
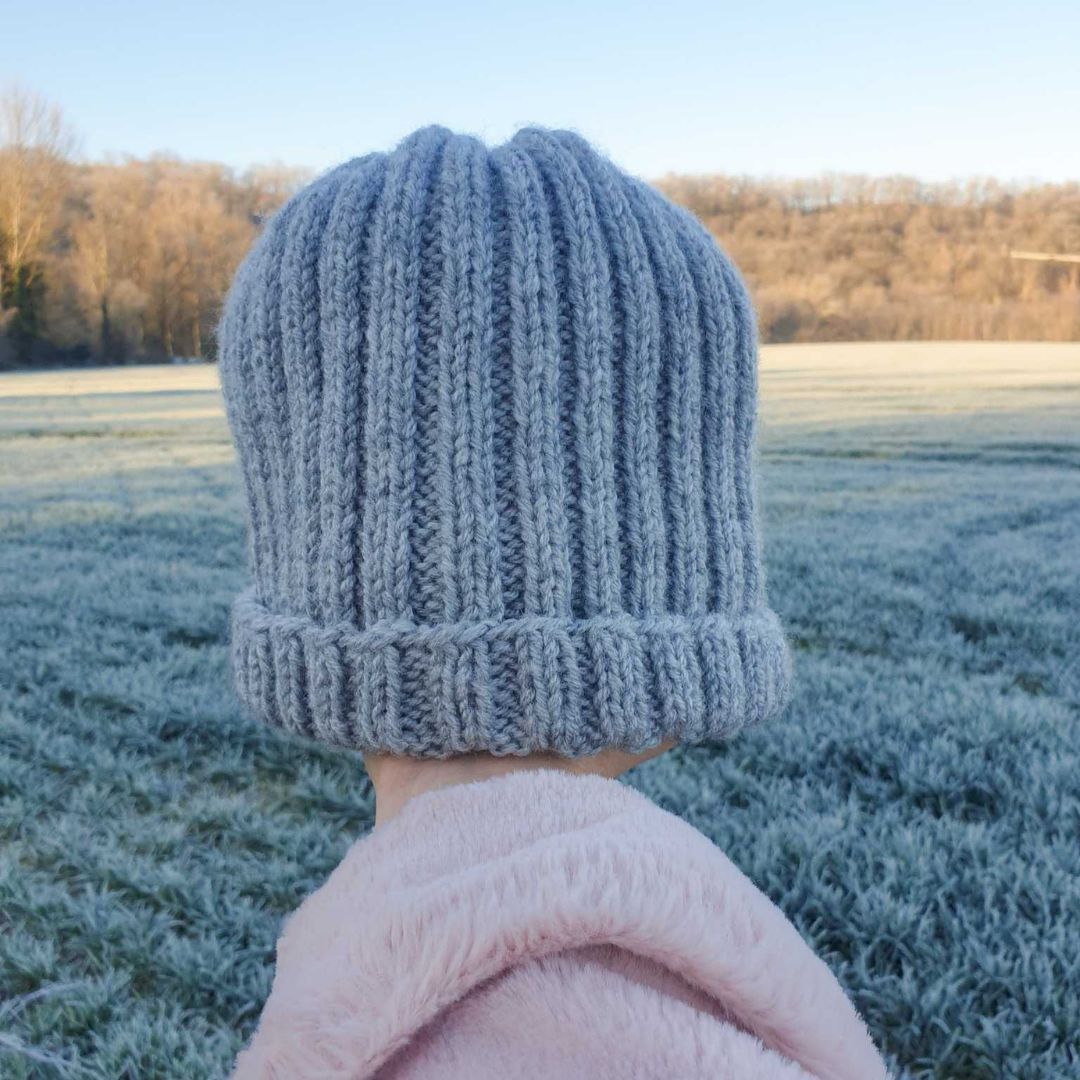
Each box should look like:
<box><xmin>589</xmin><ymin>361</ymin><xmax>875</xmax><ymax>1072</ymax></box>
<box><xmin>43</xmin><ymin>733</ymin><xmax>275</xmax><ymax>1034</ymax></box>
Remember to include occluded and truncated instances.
<box><xmin>0</xmin><ymin>85</ymin><xmax>79</xmax><ymax>360</ymax></box>
<box><xmin>69</xmin><ymin>163</ymin><xmax>146</xmax><ymax>359</ymax></box>
<box><xmin>240</xmin><ymin>162</ymin><xmax>312</xmax><ymax>222</ymax></box>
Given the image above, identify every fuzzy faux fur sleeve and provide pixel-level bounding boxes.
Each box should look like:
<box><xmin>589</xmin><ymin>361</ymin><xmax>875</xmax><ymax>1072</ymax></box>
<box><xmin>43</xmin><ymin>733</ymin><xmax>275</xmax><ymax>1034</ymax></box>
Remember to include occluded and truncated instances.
<box><xmin>231</xmin><ymin>770</ymin><xmax>887</xmax><ymax>1080</ymax></box>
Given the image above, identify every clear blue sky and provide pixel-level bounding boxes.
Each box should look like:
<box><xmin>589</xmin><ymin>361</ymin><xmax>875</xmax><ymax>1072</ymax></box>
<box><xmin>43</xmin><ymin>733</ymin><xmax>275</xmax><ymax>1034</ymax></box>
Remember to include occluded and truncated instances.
<box><xmin>6</xmin><ymin>0</ymin><xmax>1079</xmax><ymax>181</ymax></box>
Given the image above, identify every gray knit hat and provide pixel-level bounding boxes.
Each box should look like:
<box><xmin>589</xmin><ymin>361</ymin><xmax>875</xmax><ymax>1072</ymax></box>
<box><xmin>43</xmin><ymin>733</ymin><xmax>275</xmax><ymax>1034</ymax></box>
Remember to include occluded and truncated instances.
<box><xmin>218</xmin><ymin>125</ymin><xmax>790</xmax><ymax>758</ymax></box>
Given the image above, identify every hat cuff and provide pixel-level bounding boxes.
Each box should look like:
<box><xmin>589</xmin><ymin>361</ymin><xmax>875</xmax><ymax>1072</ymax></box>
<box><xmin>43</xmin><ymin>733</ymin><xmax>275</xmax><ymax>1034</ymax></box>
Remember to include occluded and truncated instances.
<box><xmin>230</xmin><ymin>589</ymin><xmax>792</xmax><ymax>758</ymax></box>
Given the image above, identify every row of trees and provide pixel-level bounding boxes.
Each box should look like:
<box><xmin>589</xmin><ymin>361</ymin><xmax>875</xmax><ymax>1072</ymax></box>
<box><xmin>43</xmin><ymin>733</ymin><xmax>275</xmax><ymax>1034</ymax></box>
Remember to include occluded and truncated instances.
<box><xmin>1</xmin><ymin>85</ymin><xmax>1078</xmax><ymax>368</ymax></box>
<box><xmin>0</xmin><ymin>86</ymin><xmax>308</xmax><ymax>368</ymax></box>
<box><xmin>657</xmin><ymin>173</ymin><xmax>1080</xmax><ymax>342</ymax></box>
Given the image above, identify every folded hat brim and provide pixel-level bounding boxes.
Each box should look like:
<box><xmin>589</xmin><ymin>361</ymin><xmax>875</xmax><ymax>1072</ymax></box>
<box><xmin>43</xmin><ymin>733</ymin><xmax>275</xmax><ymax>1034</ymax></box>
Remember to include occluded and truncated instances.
<box><xmin>230</xmin><ymin>588</ymin><xmax>791</xmax><ymax>758</ymax></box>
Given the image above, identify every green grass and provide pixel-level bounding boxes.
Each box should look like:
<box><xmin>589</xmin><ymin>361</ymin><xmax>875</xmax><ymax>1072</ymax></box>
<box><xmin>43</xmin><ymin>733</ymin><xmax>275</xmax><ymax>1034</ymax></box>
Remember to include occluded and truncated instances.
<box><xmin>1</xmin><ymin>345</ymin><xmax>1079</xmax><ymax>1079</ymax></box>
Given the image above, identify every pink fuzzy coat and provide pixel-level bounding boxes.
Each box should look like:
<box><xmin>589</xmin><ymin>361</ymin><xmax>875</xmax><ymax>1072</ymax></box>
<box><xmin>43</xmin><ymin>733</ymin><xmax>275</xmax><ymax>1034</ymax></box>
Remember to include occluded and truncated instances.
<box><xmin>232</xmin><ymin>770</ymin><xmax>887</xmax><ymax>1079</ymax></box>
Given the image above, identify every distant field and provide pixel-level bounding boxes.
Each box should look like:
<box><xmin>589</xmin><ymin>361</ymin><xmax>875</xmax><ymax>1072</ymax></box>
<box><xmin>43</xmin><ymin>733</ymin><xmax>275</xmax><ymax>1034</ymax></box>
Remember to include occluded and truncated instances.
<box><xmin>1</xmin><ymin>344</ymin><xmax>1078</xmax><ymax>1078</ymax></box>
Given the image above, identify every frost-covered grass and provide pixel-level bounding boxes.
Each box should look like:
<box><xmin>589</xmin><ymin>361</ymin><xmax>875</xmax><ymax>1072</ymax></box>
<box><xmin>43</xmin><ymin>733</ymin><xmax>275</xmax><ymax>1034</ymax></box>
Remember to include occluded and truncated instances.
<box><xmin>1</xmin><ymin>344</ymin><xmax>1078</xmax><ymax>1079</ymax></box>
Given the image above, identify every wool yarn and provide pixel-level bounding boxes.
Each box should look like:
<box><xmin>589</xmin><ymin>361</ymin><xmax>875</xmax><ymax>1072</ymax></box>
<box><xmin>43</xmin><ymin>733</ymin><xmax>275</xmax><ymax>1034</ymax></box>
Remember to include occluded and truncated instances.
<box><xmin>218</xmin><ymin>126</ymin><xmax>790</xmax><ymax>757</ymax></box>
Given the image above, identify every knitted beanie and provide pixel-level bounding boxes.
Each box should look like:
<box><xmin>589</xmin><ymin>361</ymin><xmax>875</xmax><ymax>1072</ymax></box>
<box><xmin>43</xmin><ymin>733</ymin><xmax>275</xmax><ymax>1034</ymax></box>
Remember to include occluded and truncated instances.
<box><xmin>218</xmin><ymin>125</ymin><xmax>790</xmax><ymax>758</ymax></box>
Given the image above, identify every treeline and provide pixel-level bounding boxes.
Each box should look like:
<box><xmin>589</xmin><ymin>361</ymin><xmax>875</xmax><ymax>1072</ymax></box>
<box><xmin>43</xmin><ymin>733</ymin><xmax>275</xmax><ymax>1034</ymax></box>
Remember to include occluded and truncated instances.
<box><xmin>2</xmin><ymin>87</ymin><xmax>1079</xmax><ymax>368</ymax></box>
<box><xmin>657</xmin><ymin>173</ymin><xmax>1080</xmax><ymax>342</ymax></box>
<box><xmin>0</xmin><ymin>87</ymin><xmax>308</xmax><ymax>368</ymax></box>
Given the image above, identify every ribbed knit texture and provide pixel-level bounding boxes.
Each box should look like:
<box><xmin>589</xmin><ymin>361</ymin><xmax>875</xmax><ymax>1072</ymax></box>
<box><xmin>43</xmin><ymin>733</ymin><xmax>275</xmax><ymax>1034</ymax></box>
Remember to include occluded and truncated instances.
<box><xmin>218</xmin><ymin>126</ymin><xmax>791</xmax><ymax>757</ymax></box>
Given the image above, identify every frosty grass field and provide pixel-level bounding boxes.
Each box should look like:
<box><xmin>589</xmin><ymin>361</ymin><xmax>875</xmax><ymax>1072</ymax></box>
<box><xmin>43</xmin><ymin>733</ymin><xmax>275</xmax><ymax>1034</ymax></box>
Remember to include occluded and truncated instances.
<box><xmin>1</xmin><ymin>342</ymin><xmax>1078</xmax><ymax>1079</ymax></box>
